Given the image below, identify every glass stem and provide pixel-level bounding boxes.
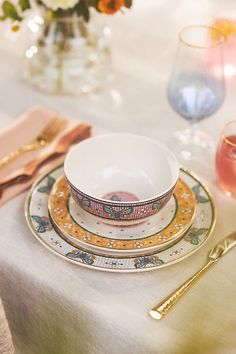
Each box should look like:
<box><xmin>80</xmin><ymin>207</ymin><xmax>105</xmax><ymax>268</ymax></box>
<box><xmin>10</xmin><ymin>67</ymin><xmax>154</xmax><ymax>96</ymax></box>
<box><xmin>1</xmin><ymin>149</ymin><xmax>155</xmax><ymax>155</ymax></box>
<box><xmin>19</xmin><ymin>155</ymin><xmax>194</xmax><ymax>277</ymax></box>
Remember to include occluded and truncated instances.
<box><xmin>190</xmin><ymin>117</ymin><xmax>198</xmax><ymax>138</ymax></box>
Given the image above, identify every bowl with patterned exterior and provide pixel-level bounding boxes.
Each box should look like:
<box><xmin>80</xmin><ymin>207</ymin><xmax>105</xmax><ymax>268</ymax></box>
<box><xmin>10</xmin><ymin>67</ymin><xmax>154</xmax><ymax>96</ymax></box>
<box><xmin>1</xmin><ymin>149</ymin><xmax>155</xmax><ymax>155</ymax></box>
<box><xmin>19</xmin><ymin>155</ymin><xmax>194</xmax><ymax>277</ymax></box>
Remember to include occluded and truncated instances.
<box><xmin>64</xmin><ymin>133</ymin><xmax>179</xmax><ymax>226</ymax></box>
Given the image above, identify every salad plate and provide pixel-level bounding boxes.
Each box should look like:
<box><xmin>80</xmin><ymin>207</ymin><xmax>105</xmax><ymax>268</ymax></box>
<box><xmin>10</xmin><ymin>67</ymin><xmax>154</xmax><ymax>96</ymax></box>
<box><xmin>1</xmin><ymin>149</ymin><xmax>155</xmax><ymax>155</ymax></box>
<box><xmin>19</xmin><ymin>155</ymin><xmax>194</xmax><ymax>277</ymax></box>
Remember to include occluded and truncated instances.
<box><xmin>48</xmin><ymin>173</ymin><xmax>196</xmax><ymax>255</ymax></box>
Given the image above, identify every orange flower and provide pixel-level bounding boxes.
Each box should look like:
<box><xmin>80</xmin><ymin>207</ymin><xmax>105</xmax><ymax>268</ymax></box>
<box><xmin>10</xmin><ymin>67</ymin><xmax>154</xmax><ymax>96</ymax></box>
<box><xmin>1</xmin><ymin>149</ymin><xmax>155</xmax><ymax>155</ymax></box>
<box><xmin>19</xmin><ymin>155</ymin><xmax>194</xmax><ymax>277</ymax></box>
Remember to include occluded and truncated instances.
<box><xmin>98</xmin><ymin>0</ymin><xmax>124</xmax><ymax>15</ymax></box>
<box><xmin>11</xmin><ymin>24</ymin><xmax>20</xmax><ymax>32</ymax></box>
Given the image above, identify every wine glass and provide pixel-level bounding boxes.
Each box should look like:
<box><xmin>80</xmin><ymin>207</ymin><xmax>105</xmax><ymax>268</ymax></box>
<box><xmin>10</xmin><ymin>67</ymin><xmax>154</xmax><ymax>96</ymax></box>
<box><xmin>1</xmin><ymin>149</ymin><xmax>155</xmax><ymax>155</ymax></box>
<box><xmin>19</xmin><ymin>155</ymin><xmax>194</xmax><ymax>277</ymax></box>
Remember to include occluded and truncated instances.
<box><xmin>167</xmin><ymin>25</ymin><xmax>225</xmax><ymax>159</ymax></box>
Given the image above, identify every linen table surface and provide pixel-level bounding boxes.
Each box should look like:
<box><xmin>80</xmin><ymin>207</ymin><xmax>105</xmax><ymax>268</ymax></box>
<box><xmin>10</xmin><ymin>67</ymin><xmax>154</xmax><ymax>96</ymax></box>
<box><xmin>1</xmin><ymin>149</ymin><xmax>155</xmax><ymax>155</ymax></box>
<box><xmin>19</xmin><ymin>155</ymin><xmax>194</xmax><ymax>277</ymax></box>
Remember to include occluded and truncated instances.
<box><xmin>0</xmin><ymin>1</ymin><xmax>236</xmax><ymax>353</ymax></box>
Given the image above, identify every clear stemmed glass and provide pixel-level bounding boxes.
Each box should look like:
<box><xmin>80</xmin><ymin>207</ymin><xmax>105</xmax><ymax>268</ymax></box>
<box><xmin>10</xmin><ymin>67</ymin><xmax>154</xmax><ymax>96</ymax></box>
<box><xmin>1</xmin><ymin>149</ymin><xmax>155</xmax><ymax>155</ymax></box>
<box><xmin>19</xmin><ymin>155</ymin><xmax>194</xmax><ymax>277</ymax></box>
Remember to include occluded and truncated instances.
<box><xmin>167</xmin><ymin>25</ymin><xmax>225</xmax><ymax>159</ymax></box>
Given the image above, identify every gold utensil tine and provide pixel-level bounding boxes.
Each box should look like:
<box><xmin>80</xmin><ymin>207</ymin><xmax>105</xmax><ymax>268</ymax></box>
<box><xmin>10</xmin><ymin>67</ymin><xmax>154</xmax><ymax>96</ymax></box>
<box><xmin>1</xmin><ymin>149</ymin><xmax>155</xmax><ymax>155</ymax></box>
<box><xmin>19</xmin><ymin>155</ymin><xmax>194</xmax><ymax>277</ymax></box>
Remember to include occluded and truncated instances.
<box><xmin>0</xmin><ymin>117</ymin><xmax>66</xmax><ymax>169</ymax></box>
<box><xmin>150</xmin><ymin>231</ymin><xmax>236</xmax><ymax>320</ymax></box>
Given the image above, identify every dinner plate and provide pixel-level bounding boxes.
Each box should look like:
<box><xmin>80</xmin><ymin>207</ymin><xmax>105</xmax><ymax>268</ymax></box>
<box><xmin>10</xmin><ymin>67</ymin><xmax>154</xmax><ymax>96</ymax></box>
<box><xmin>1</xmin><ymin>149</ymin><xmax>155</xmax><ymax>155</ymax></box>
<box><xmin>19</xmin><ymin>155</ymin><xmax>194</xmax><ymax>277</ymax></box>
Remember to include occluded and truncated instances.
<box><xmin>48</xmin><ymin>173</ymin><xmax>196</xmax><ymax>255</ymax></box>
<box><xmin>25</xmin><ymin>165</ymin><xmax>215</xmax><ymax>272</ymax></box>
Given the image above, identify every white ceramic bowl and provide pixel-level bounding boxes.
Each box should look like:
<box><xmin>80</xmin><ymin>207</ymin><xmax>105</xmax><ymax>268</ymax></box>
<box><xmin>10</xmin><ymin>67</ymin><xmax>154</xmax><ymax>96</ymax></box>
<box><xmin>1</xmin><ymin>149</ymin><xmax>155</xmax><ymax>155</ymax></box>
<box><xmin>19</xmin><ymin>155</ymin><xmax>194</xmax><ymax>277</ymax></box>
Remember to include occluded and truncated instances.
<box><xmin>64</xmin><ymin>133</ymin><xmax>179</xmax><ymax>225</ymax></box>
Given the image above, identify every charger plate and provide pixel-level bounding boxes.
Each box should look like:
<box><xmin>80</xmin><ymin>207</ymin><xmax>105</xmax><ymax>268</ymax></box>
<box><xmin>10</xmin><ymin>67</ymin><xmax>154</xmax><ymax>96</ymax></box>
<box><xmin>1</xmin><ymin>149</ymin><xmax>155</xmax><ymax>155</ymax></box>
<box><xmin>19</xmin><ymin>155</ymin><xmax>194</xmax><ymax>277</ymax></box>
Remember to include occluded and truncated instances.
<box><xmin>48</xmin><ymin>174</ymin><xmax>196</xmax><ymax>256</ymax></box>
<box><xmin>25</xmin><ymin>165</ymin><xmax>215</xmax><ymax>272</ymax></box>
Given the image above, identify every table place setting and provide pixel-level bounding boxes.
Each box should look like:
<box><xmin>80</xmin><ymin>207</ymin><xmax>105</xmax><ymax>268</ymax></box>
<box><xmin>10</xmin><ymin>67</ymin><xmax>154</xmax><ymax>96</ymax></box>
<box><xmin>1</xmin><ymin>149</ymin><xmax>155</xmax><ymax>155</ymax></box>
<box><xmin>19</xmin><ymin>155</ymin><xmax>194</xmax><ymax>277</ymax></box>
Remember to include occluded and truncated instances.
<box><xmin>1</xmin><ymin>1</ymin><xmax>236</xmax><ymax>353</ymax></box>
<box><xmin>1</xmin><ymin>113</ymin><xmax>235</xmax><ymax>323</ymax></box>
<box><xmin>1</xmin><ymin>101</ymin><xmax>236</xmax><ymax>353</ymax></box>
<box><xmin>25</xmin><ymin>133</ymin><xmax>216</xmax><ymax>273</ymax></box>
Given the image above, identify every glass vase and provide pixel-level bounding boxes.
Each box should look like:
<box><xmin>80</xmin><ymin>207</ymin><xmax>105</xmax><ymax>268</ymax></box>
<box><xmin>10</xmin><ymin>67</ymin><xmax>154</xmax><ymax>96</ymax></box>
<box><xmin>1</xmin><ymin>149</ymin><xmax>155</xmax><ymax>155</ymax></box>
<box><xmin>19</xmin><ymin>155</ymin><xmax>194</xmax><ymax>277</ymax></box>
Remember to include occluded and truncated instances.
<box><xmin>24</xmin><ymin>13</ymin><xmax>112</xmax><ymax>95</ymax></box>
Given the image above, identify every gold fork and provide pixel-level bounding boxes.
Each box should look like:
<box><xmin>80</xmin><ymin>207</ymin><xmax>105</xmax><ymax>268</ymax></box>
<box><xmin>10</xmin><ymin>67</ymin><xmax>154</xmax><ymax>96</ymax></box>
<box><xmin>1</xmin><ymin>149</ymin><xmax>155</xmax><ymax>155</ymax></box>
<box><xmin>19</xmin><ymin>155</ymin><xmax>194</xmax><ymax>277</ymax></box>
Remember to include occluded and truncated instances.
<box><xmin>0</xmin><ymin>117</ymin><xmax>66</xmax><ymax>170</ymax></box>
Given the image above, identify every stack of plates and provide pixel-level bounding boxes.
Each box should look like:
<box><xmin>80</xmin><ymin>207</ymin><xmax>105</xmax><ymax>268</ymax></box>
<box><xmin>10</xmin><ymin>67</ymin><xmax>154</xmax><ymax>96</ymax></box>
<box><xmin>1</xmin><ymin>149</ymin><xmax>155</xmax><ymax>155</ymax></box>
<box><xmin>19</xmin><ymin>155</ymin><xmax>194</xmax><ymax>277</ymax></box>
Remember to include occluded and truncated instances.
<box><xmin>25</xmin><ymin>165</ymin><xmax>215</xmax><ymax>272</ymax></box>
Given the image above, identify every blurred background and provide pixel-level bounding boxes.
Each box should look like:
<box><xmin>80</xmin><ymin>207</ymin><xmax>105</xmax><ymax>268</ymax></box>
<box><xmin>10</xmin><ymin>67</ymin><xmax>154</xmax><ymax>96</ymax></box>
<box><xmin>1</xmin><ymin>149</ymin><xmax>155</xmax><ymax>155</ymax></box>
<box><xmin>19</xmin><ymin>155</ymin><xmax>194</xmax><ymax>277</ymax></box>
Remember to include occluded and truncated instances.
<box><xmin>1</xmin><ymin>0</ymin><xmax>235</xmax><ymax>140</ymax></box>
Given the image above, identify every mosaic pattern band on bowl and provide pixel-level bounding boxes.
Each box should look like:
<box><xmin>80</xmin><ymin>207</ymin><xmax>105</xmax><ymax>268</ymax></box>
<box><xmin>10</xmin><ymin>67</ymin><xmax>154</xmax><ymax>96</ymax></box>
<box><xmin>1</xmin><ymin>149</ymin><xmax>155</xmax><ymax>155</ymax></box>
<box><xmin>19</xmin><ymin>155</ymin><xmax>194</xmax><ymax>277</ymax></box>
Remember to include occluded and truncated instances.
<box><xmin>67</xmin><ymin>179</ymin><xmax>175</xmax><ymax>221</ymax></box>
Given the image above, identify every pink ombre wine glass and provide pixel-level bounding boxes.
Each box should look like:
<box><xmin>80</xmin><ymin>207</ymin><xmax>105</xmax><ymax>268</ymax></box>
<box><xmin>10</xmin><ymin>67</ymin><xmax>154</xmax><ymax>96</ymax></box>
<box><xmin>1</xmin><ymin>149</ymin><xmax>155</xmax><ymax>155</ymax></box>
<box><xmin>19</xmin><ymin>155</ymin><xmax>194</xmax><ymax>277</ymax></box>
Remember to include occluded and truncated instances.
<box><xmin>216</xmin><ymin>120</ymin><xmax>236</xmax><ymax>197</ymax></box>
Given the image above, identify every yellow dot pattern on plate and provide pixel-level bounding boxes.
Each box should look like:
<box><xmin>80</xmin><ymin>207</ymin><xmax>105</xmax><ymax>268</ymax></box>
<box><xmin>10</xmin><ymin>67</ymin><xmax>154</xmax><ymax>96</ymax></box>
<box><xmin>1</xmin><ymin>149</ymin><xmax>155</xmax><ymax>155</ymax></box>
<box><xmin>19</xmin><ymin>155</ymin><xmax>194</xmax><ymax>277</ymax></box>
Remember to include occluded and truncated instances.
<box><xmin>48</xmin><ymin>176</ymin><xmax>196</xmax><ymax>251</ymax></box>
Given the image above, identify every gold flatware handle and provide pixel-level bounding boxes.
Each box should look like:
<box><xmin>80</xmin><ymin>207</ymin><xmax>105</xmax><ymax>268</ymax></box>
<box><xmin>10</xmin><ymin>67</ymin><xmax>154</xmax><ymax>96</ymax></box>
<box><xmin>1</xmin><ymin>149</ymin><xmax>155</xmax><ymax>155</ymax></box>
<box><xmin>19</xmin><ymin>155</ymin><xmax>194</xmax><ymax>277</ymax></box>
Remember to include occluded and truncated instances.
<box><xmin>150</xmin><ymin>232</ymin><xmax>236</xmax><ymax>320</ymax></box>
<box><xmin>0</xmin><ymin>117</ymin><xmax>66</xmax><ymax>170</ymax></box>
<box><xmin>0</xmin><ymin>139</ymin><xmax>47</xmax><ymax>169</ymax></box>
<box><xmin>149</xmin><ymin>260</ymin><xmax>215</xmax><ymax>320</ymax></box>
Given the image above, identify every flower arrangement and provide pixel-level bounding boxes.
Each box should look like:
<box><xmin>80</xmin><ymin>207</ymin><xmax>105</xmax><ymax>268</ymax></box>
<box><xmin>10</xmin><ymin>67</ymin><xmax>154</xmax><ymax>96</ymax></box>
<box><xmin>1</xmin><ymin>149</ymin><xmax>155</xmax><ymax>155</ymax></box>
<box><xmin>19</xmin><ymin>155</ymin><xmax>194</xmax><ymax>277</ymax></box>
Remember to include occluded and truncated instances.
<box><xmin>0</xmin><ymin>0</ymin><xmax>132</xmax><ymax>24</ymax></box>
<box><xmin>0</xmin><ymin>0</ymin><xmax>132</xmax><ymax>94</ymax></box>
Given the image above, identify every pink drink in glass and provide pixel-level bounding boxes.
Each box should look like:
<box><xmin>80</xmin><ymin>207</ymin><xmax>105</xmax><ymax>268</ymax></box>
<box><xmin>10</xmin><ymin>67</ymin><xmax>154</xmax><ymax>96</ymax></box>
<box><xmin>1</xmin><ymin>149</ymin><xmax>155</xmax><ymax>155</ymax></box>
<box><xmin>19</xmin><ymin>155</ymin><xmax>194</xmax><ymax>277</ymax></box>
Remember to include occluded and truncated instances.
<box><xmin>216</xmin><ymin>121</ymin><xmax>236</xmax><ymax>196</ymax></box>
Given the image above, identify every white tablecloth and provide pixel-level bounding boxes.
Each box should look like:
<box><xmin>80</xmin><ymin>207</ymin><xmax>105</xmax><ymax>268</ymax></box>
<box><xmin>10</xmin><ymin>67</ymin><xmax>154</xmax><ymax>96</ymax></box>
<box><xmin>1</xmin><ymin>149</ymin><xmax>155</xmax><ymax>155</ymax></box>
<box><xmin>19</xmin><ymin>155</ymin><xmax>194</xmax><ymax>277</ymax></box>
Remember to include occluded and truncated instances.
<box><xmin>1</xmin><ymin>1</ymin><xmax>236</xmax><ymax>353</ymax></box>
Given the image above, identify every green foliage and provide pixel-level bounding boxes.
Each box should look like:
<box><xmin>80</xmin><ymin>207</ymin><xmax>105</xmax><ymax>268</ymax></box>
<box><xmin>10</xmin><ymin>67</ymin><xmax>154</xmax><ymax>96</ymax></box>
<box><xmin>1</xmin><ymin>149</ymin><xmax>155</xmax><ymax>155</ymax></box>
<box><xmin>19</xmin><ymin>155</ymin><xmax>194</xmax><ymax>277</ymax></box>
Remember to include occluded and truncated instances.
<box><xmin>75</xmin><ymin>0</ymin><xmax>90</xmax><ymax>22</ymax></box>
<box><xmin>19</xmin><ymin>0</ymin><xmax>31</xmax><ymax>11</ymax></box>
<box><xmin>125</xmin><ymin>0</ymin><xmax>132</xmax><ymax>8</ymax></box>
<box><xmin>2</xmin><ymin>0</ymin><xmax>22</xmax><ymax>21</ymax></box>
<box><xmin>87</xmin><ymin>0</ymin><xmax>98</xmax><ymax>8</ymax></box>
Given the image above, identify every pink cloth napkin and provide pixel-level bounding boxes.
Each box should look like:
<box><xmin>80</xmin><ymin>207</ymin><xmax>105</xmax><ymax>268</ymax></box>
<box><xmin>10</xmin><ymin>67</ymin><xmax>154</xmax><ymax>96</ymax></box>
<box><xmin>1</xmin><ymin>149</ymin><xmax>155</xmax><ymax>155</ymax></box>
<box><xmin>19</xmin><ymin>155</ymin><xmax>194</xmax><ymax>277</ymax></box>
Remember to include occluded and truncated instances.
<box><xmin>0</xmin><ymin>106</ymin><xmax>91</xmax><ymax>205</ymax></box>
